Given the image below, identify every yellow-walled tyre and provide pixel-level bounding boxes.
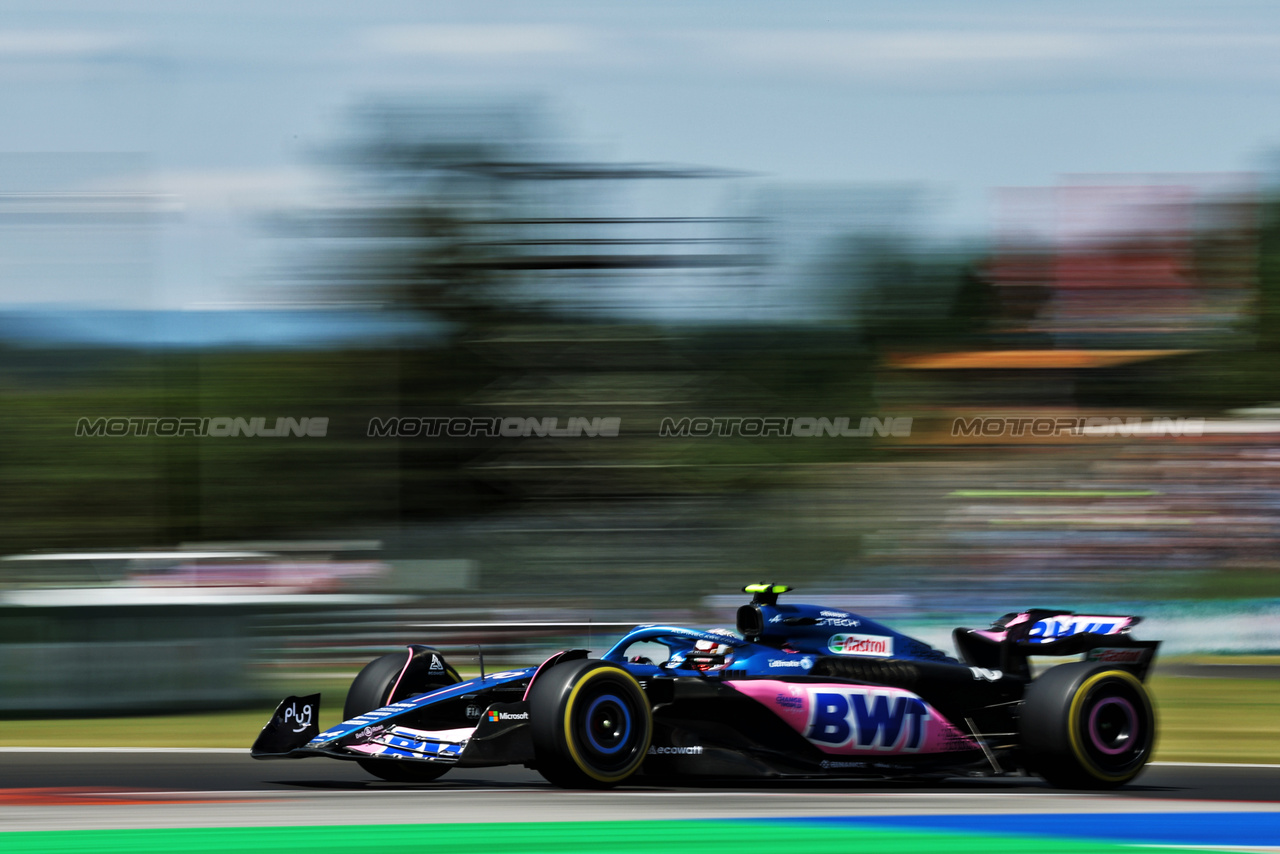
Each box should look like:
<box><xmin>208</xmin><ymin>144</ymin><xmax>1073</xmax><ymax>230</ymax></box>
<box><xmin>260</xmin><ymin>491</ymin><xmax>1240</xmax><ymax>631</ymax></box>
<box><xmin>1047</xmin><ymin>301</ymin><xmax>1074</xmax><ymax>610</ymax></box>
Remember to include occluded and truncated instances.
<box><xmin>1021</xmin><ymin>662</ymin><xmax>1156</xmax><ymax>789</ymax></box>
<box><xmin>528</xmin><ymin>659</ymin><xmax>652</xmax><ymax>789</ymax></box>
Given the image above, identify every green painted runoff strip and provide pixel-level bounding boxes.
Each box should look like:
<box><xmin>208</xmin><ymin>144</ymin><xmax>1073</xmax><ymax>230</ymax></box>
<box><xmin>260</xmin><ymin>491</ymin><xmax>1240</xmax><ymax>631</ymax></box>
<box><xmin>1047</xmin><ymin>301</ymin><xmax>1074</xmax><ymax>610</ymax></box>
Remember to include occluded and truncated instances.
<box><xmin>949</xmin><ymin>489</ymin><xmax>1159</xmax><ymax>497</ymax></box>
<box><xmin>0</xmin><ymin>822</ymin><xmax>1224</xmax><ymax>854</ymax></box>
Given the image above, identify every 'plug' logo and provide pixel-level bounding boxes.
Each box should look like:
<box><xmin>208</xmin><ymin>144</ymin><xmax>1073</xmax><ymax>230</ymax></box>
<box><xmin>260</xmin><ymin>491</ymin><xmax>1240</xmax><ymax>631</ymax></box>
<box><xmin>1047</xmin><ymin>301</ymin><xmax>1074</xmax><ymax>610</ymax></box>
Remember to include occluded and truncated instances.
<box><xmin>284</xmin><ymin>702</ymin><xmax>313</xmax><ymax>733</ymax></box>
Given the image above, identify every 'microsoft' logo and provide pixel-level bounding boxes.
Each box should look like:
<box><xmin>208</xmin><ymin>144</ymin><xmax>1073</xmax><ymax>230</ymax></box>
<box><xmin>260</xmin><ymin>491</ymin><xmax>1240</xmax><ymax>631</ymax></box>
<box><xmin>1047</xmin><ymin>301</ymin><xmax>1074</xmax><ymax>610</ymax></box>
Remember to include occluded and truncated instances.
<box><xmin>828</xmin><ymin>633</ymin><xmax>893</xmax><ymax>657</ymax></box>
<box><xmin>486</xmin><ymin>710</ymin><xmax>529</xmax><ymax>722</ymax></box>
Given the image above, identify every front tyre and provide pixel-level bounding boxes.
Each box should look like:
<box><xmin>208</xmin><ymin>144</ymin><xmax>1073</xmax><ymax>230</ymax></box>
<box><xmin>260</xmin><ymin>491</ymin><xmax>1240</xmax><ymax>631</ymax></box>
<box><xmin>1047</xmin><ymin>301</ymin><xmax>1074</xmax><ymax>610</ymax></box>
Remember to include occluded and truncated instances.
<box><xmin>344</xmin><ymin>652</ymin><xmax>450</xmax><ymax>783</ymax></box>
<box><xmin>528</xmin><ymin>659</ymin><xmax>652</xmax><ymax>789</ymax></box>
<box><xmin>1021</xmin><ymin>662</ymin><xmax>1155</xmax><ymax>789</ymax></box>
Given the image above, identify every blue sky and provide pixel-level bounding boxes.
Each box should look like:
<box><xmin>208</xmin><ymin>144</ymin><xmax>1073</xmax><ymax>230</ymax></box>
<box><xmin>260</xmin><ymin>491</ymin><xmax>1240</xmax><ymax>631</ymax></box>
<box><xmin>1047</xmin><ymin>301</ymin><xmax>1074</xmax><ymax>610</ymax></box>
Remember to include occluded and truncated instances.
<box><xmin>3</xmin><ymin>1</ymin><xmax>1280</xmax><ymax>309</ymax></box>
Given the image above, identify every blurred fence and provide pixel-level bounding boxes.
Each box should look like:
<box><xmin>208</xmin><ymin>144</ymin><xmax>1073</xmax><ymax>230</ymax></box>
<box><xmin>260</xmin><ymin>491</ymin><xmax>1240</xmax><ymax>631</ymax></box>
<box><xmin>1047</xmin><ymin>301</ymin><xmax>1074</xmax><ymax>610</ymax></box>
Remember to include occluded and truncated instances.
<box><xmin>0</xmin><ymin>603</ymin><xmax>258</xmax><ymax>713</ymax></box>
<box><xmin>255</xmin><ymin>610</ymin><xmax>649</xmax><ymax>678</ymax></box>
<box><xmin>0</xmin><ymin>639</ymin><xmax>255</xmax><ymax>714</ymax></box>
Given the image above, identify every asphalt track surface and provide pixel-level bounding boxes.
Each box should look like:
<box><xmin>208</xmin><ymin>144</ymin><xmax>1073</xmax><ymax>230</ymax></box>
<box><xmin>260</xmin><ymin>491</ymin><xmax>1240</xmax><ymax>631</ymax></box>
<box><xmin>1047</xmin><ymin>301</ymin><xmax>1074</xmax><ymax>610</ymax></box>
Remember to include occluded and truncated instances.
<box><xmin>0</xmin><ymin>750</ymin><xmax>1277</xmax><ymax>835</ymax></box>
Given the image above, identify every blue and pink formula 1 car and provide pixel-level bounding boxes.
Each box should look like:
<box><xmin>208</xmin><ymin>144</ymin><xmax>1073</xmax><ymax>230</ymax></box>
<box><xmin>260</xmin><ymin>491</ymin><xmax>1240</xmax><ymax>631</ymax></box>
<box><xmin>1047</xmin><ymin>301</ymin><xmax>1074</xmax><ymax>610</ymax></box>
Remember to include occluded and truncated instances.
<box><xmin>252</xmin><ymin>584</ymin><xmax>1159</xmax><ymax>789</ymax></box>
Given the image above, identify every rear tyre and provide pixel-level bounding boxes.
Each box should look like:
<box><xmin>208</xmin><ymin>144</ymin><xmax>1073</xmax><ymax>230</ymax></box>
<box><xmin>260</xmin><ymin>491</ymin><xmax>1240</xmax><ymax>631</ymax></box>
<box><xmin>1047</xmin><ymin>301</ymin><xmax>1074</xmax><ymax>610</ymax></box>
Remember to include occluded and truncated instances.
<box><xmin>344</xmin><ymin>652</ymin><xmax>451</xmax><ymax>783</ymax></box>
<box><xmin>528</xmin><ymin>659</ymin><xmax>652</xmax><ymax>789</ymax></box>
<box><xmin>1021</xmin><ymin>662</ymin><xmax>1155</xmax><ymax>789</ymax></box>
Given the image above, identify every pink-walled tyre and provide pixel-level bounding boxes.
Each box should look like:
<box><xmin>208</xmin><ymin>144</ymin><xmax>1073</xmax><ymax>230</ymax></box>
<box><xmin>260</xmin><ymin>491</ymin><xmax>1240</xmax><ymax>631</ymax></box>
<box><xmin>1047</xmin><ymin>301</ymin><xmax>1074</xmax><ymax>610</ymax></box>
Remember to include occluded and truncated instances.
<box><xmin>1022</xmin><ymin>662</ymin><xmax>1155</xmax><ymax>789</ymax></box>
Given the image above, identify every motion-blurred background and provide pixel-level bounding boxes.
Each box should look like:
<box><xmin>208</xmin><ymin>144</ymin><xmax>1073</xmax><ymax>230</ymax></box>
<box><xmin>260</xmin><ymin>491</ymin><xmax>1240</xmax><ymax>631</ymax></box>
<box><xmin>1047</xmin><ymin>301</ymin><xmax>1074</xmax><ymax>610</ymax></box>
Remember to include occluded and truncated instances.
<box><xmin>1</xmin><ymin>2</ymin><xmax>1278</xmax><ymax>720</ymax></box>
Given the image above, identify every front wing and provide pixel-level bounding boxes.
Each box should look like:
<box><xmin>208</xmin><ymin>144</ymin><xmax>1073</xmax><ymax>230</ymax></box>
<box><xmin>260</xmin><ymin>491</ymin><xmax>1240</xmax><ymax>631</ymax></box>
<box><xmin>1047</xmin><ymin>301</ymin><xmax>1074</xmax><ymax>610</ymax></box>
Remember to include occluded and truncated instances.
<box><xmin>251</xmin><ymin>694</ymin><xmax>535</xmax><ymax>769</ymax></box>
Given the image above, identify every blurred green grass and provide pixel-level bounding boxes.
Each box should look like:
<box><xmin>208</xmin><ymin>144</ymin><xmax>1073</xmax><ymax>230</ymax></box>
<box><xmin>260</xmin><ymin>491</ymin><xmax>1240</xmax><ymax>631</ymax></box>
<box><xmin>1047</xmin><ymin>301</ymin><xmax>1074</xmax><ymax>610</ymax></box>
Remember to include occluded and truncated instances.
<box><xmin>0</xmin><ymin>821</ymin><xmax>1224</xmax><ymax>854</ymax></box>
<box><xmin>1</xmin><ymin>669</ymin><xmax>1275</xmax><ymax>764</ymax></box>
<box><xmin>1166</xmin><ymin>568</ymin><xmax>1280</xmax><ymax>600</ymax></box>
<box><xmin>1150</xmin><ymin>674</ymin><xmax>1280</xmax><ymax>763</ymax></box>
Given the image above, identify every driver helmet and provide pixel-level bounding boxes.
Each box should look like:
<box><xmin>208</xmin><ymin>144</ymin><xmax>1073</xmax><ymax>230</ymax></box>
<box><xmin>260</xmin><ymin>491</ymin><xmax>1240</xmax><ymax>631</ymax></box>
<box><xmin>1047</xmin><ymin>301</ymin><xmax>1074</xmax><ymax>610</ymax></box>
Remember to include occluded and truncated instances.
<box><xmin>691</xmin><ymin>628</ymin><xmax>738</xmax><ymax>672</ymax></box>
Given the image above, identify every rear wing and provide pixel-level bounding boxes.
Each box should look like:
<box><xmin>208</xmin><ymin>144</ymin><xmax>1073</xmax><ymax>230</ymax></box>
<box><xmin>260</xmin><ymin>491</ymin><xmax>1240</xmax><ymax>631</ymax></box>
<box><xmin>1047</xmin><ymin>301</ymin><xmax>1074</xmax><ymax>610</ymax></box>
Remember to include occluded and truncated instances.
<box><xmin>953</xmin><ymin>609</ymin><xmax>1159</xmax><ymax>680</ymax></box>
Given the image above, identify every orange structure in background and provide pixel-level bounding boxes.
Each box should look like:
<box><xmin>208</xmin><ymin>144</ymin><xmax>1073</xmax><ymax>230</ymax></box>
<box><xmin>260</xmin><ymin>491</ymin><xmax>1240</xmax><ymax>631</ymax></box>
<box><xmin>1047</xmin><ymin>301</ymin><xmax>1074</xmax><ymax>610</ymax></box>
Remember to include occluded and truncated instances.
<box><xmin>888</xmin><ymin>349</ymin><xmax>1194</xmax><ymax>370</ymax></box>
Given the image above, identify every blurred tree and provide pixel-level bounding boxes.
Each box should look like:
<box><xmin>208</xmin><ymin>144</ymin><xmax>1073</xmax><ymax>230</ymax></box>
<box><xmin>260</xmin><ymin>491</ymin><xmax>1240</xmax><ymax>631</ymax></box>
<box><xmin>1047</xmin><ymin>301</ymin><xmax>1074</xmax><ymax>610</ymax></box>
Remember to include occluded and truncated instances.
<box><xmin>839</xmin><ymin>235</ymin><xmax>986</xmax><ymax>350</ymax></box>
<box><xmin>946</xmin><ymin>264</ymin><xmax>997</xmax><ymax>344</ymax></box>
<box><xmin>1256</xmin><ymin>194</ymin><xmax>1280</xmax><ymax>353</ymax></box>
<box><xmin>277</xmin><ymin>101</ymin><xmax>856</xmax><ymax>529</ymax></box>
<box><xmin>0</xmin><ymin>101</ymin><xmax>951</xmax><ymax>584</ymax></box>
